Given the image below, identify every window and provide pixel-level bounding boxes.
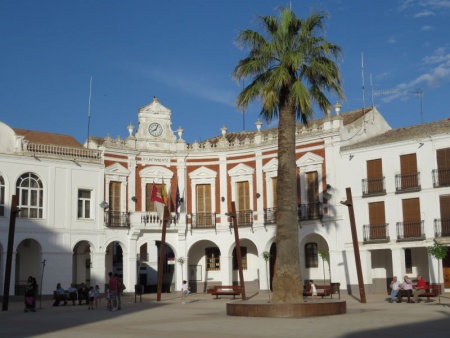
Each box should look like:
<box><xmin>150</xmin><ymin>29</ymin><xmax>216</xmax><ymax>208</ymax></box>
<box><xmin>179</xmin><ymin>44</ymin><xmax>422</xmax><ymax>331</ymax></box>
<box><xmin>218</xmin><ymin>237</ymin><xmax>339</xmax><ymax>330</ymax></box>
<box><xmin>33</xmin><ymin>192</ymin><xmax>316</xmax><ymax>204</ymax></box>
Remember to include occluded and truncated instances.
<box><xmin>109</xmin><ymin>182</ymin><xmax>121</xmax><ymax>212</ymax></box>
<box><xmin>77</xmin><ymin>189</ymin><xmax>92</xmax><ymax>219</ymax></box>
<box><xmin>368</xmin><ymin>201</ymin><xmax>386</xmax><ymax>240</ymax></box>
<box><xmin>402</xmin><ymin>198</ymin><xmax>421</xmax><ymax>238</ymax></box>
<box><xmin>16</xmin><ymin>173</ymin><xmax>43</xmax><ymax>218</ymax></box>
<box><xmin>232</xmin><ymin>246</ymin><xmax>248</xmax><ymax>270</ymax></box>
<box><xmin>399</xmin><ymin>153</ymin><xmax>419</xmax><ymax>190</ymax></box>
<box><xmin>237</xmin><ymin>181</ymin><xmax>250</xmax><ymax>210</ymax></box>
<box><xmin>0</xmin><ymin>176</ymin><xmax>4</xmax><ymax>216</ymax></box>
<box><xmin>205</xmin><ymin>247</ymin><xmax>220</xmax><ymax>271</ymax></box>
<box><xmin>439</xmin><ymin>195</ymin><xmax>450</xmax><ymax>236</ymax></box>
<box><xmin>306</xmin><ymin>171</ymin><xmax>319</xmax><ymax>204</ymax></box>
<box><xmin>196</xmin><ymin>184</ymin><xmax>212</xmax><ymax>226</ymax></box>
<box><xmin>437</xmin><ymin>148</ymin><xmax>450</xmax><ymax>186</ymax></box>
<box><xmin>305</xmin><ymin>243</ymin><xmax>318</xmax><ymax>268</ymax></box>
<box><xmin>145</xmin><ymin>183</ymin><xmax>165</xmax><ymax>212</ymax></box>
<box><xmin>366</xmin><ymin>159</ymin><xmax>384</xmax><ymax>194</ymax></box>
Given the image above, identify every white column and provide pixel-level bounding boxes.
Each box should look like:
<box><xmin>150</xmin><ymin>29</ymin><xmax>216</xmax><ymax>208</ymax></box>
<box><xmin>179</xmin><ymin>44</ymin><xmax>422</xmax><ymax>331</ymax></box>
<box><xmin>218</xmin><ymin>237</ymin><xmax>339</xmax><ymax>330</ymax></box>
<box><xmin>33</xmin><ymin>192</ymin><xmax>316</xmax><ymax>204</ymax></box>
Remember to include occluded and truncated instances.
<box><xmin>428</xmin><ymin>254</ymin><xmax>440</xmax><ymax>284</ymax></box>
<box><xmin>219</xmin><ymin>155</ymin><xmax>228</xmax><ymax>225</ymax></box>
<box><xmin>255</xmin><ymin>150</ymin><xmax>264</xmax><ymax>223</ymax></box>
<box><xmin>148</xmin><ymin>240</ymin><xmax>159</xmax><ymax>286</ymax></box>
<box><xmin>126</xmin><ymin>232</ymin><xmax>139</xmax><ymax>288</ymax></box>
<box><xmin>128</xmin><ymin>159</ymin><xmax>137</xmax><ymax>212</ymax></box>
<box><xmin>391</xmin><ymin>248</ymin><xmax>405</xmax><ymax>277</ymax></box>
<box><xmin>221</xmin><ymin>255</ymin><xmax>232</xmax><ymax>285</ymax></box>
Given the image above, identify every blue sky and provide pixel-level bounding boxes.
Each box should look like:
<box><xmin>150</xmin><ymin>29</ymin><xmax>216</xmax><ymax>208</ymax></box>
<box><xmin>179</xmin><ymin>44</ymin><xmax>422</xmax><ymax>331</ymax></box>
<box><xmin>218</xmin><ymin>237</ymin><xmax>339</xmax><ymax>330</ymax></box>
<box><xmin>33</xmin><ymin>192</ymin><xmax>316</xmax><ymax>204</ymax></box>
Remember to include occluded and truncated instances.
<box><xmin>1</xmin><ymin>0</ymin><xmax>450</xmax><ymax>144</ymax></box>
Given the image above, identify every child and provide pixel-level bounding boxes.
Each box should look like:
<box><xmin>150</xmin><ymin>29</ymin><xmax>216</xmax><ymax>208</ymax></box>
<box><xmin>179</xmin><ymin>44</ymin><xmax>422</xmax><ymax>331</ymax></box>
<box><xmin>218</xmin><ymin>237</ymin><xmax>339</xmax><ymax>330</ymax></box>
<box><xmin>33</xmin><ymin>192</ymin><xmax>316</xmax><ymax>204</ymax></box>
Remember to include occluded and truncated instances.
<box><xmin>181</xmin><ymin>280</ymin><xmax>190</xmax><ymax>304</ymax></box>
<box><xmin>106</xmin><ymin>288</ymin><xmax>112</xmax><ymax>311</ymax></box>
<box><xmin>88</xmin><ymin>286</ymin><xmax>95</xmax><ymax>310</ymax></box>
<box><xmin>309</xmin><ymin>280</ymin><xmax>317</xmax><ymax>300</ymax></box>
<box><xmin>94</xmin><ymin>285</ymin><xmax>101</xmax><ymax>308</ymax></box>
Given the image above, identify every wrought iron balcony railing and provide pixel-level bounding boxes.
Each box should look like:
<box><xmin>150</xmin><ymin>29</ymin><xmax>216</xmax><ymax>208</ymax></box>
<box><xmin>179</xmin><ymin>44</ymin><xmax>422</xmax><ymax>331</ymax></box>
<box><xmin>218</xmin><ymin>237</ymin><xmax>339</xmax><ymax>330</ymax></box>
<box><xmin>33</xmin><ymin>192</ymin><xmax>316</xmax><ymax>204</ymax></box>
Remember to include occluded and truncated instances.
<box><xmin>190</xmin><ymin>212</ymin><xmax>216</xmax><ymax>229</ymax></box>
<box><xmin>363</xmin><ymin>223</ymin><xmax>390</xmax><ymax>243</ymax></box>
<box><xmin>395</xmin><ymin>172</ymin><xmax>421</xmax><ymax>193</ymax></box>
<box><xmin>263</xmin><ymin>208</ymin><xmax>277</xmax><ymax>225</ymax></box>
<box><xmin>104</xmin><ymin>211</ymin><xmax>130</xmax><ymax>228</ymax></box>
<box><xmin>235</xmin><ymin>210</ymin><xmax>253</xmax><ymax>227</ymax></box>
<box><xmin>396</xmin><ymin>221</ymin><xmax>425</xmax><ymax>241</ymax></box>
<box><xmin>434</xmin><ymin>218</ymin><xmax>450</xmax><ymax>237</ymax></box>
<box><xmin>298</xmin><ymin>202</ymin><xmax>323</xmax><ymax>221</ymax></box>
<box><xmin>432</xmin><ymin>169</ymin><xmax>450</xmax><ymax>188</ymax></box>
<box><xmin>362</xmin><ymin>177</ymin><xmax>386</xmax><ymax>197</ymax></box>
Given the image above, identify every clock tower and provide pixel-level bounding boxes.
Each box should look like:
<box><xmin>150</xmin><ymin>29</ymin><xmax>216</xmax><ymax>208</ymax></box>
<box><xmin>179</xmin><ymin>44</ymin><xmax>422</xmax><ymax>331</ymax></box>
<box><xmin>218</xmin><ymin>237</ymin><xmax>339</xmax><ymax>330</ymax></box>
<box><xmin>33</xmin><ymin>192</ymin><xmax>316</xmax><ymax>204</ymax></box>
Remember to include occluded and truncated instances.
<box><xmin>133</xmin><ymin>97</ymin><xmax>178</xmax><ymax>150</ymax></box>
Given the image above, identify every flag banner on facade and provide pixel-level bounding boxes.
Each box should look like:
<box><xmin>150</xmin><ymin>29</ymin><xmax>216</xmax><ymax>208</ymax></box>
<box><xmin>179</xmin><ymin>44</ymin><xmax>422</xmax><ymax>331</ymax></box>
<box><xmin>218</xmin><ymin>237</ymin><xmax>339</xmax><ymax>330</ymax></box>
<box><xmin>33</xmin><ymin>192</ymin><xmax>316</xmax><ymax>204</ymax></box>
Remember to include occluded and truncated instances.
<box><xmin>150</xmin><ymin>183</ymin><xmax>166</xmax><ymax>221</ymax></box>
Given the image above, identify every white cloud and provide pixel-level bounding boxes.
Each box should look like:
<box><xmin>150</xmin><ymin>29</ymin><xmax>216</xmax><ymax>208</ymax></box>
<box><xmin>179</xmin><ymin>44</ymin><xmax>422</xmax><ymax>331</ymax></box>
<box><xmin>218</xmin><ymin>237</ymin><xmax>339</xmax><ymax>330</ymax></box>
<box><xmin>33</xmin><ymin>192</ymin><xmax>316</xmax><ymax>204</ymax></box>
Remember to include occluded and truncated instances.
<box><xmin>420</xmin><ymin>25</ymin><xmax>433</xmax><ymax>30</ymax></box>
<box><xmin>413</xmin><ymin>10</ymin><xmax>435</xmax><ymax>17</ymax></box>
<box><xmin>387</xmin><ymin>36</ymin><xmax>397</xmax><ymax>44</ymax></box>
<box><xmin>382</xmin><ymin>47</ymin><xmax>450</xmax><ymax>102</ymax></box>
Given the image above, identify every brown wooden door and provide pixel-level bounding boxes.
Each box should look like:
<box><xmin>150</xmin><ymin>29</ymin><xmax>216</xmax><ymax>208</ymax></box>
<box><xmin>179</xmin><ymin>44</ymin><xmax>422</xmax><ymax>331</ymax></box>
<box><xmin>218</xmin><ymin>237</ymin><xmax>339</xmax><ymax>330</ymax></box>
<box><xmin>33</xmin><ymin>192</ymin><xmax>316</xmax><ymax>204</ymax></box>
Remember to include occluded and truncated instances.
<box><xmin>367</xmin><ymin>159</ymin><xmax>383</xmax><ymax>193</ymax></box>
<box><xmin>196</xmin><ymin>184</ymin><xmax>212</xmax><ymax>226</ymax></box>
<box><xmin>400</xmin><ymin>153</ymin><xmax>418</xmax><ymax>189</ymax></box>
<box><xmin>236</xmin><ymin>181</ymin><xmax>251</xmax><ymax>225</ymax></box>
<box><xmin>402</xmin><ymin>198</ymin><xmax>421</xmax><ymax>238</ymax></box>
<box><xmin>306</xmin><ymin>171</ymin><xmax>319</xmax><ymax>218</ymax></box>
<box><xmin>437</xmin><ymin>148</ymin><xmax>450</xmax><ymax>186</ymax></box>
<box><xmin>440</xmin><ymin>195</ymin><xmax>450</xmax><ymax>236</ymax></box>
<box><xmin>368</xmin><ymin>201</ymin><xmax>386</xmax><ymax>240</ymax></box>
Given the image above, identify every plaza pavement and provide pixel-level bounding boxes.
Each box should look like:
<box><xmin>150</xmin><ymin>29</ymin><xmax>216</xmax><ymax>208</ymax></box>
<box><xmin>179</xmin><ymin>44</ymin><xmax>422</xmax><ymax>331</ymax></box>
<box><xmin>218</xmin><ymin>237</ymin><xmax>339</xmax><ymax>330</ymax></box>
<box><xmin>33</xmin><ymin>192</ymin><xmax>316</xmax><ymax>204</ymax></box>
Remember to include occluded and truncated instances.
<box><xmin>1</xmin><ymin>291</ymin><xmax>450</xmax><ymax>338</ymax></box>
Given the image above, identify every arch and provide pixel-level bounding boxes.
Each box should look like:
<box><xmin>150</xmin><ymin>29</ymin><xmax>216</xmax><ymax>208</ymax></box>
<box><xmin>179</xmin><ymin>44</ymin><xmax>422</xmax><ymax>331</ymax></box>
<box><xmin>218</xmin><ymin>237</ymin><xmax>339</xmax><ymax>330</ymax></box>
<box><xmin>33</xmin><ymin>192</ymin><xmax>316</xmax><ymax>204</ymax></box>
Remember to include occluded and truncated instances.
<box><xmin>15</xmin><ymin>238</ymin><xmax>42</xmax><ymax>295</ymax></box>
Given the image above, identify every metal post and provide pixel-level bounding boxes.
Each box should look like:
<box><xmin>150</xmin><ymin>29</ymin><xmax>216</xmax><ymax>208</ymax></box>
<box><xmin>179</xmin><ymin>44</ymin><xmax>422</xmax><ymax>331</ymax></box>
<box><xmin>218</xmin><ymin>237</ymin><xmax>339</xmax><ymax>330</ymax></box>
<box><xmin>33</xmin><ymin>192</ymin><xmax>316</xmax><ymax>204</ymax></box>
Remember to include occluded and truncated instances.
<box><xmin>345</xmin><ymin>187</ymin><xmax>366</xmax><ymax>303</ymax></box>
<box><xmin>2</xmin><ymin>195</ymin><xmax>21</xmax><ymax>311</ymax></box>
<box><xmin>39</xmin><ymin>259</ymin><xmax>46</xmax><ymax>309</ymax></box>
<box><xmin>230</xmin><ymin>201</ymin><xmax>246</xmax><ymax>300</ymax></box>
<box><xmin>156</xmin><ymin>206</ymin><xmax>169</xmax><ymax>302</ymax></box>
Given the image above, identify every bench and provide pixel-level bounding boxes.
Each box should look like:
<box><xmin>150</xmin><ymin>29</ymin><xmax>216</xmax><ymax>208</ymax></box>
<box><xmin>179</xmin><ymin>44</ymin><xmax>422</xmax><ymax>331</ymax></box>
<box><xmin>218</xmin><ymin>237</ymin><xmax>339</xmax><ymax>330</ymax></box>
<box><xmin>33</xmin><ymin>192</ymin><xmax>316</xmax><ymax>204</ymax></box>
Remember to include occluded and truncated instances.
<box><xmin>388</xmin><ymin>283</ymin><xmax>441</xmax><ymax>303</ymax></box>
<box><xmin>303</xmin><ymin>285</ymin><xmax>332</xmax><ymax>298</ymax></box>
<box><xmin>208</xmin><ymin>285</ymin><xmax>243</xmax><ymax>299</ymax></box>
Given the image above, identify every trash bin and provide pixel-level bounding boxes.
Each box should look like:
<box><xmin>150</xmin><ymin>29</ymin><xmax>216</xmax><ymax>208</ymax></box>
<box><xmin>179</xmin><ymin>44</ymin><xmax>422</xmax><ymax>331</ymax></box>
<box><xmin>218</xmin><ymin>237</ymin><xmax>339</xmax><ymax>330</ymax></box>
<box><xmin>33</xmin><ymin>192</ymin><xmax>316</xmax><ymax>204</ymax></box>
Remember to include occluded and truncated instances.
<box><xmin>330</xmin><ymin>282</ymin><xmax>341</xmax><ymax>298</ymax></box>
<box><xmin>135</xmin><ymin>284</ymin><xmax>143</xmax><ymax>295</ymax></box>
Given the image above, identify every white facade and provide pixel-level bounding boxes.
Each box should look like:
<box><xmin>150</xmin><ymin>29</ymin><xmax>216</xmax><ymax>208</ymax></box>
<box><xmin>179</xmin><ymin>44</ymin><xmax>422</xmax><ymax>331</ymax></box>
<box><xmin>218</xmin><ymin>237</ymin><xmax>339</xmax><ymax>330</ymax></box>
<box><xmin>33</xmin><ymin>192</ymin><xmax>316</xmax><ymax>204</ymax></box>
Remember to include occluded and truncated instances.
<box><xmin>1</xmin><ymin>99</ymin><xmax>450</xmax><ymax>297</ymax></box>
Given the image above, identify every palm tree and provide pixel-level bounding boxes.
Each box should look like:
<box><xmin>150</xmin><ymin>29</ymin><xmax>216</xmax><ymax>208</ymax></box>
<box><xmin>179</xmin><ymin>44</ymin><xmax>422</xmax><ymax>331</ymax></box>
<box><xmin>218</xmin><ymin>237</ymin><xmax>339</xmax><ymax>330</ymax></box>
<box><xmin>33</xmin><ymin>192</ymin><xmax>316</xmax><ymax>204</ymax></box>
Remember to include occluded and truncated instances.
<box><xmin>233</xmin><ymin>7</ymin><xmax>343</xmax><ymax>303</ymax></box>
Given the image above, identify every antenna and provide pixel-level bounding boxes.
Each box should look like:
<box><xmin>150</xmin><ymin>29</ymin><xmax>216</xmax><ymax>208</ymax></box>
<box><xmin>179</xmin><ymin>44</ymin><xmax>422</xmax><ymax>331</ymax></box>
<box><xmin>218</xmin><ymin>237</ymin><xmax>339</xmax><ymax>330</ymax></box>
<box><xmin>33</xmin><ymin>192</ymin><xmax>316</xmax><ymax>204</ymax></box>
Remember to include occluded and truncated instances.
<box><xmin>242</xmin><ymin>80</ymin><xmax>245</xmax><ymax>131</ymax></box>
<box><xmin>86</xmin><ymin>77</ymin><xmax>93</xmax><ymax>148</ymax></box>
<box><xmin>361</xmin><ymin>52</ymin><xmax>366</xmax><ymax>110</ymax></box>
<box><xmin>372</xmin><ymin>86</ymin><xmax>424</xmax><ymax>124</ymax></box>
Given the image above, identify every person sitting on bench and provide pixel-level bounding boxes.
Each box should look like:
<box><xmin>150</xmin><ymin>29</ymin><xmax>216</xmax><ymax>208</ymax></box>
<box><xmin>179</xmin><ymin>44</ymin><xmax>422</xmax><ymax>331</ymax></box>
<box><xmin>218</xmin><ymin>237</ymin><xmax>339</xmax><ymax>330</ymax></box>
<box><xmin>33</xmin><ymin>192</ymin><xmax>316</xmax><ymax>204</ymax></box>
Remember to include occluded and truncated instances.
<box><xmin>53</xmin><ymin>283</ymin><xmax>67</xmax><ymax>306</ymax></box>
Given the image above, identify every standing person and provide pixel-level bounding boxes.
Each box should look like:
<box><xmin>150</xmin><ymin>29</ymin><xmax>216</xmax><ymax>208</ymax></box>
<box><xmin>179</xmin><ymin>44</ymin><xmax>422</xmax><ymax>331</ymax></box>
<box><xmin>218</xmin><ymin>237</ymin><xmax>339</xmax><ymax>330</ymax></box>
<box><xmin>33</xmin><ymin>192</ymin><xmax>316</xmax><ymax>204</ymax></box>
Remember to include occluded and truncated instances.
<box><xmin>108</xmin><ymin>272</ymin><xmax>119</xmax><ymax>311</ymax></box>
<box><xmin>398</xmin><ymin>275</ymin><xmax>413</xmax><ymax>303</ymax></box>
<box><xmin>389</xmin><ymin>276</ymin><xmax>402</xmax><ymax>303</ymax></box>
<box><xmin>309</xmin><ymin>280</ymin><xmax>317</xmax><ymax>300</ymax></box>
<box><xmin>106</xmin><ymin>288</ymin><xmax>112</xmax><ymax>311</ymax></box>
<box><xmin>24</xmin><ymin>276</ymin><xmax>37</xmax><ymax>312</ymax></box>
<box><xmin>115</xmin><ymin>273</ymin><xmax>125</xmax><ymax>310</ymax></box>
<box><xmin>181</xmin><ymin>280</ymin><xmax>190</xmax><ymax>304</ymax></box>
<box><xmin>412</xmin><ymin>275</ymin><xmax>427</xmax><ymax>303</ymax></box>
<box><xmin>94</xmin><ymin>285</ymin><xmax>101</xmax><ymax>308</ymax></box>
<box><xmin>88</xmin><ymin>286</ymin><xmax>95</xmax><ymax>310</ymax></box>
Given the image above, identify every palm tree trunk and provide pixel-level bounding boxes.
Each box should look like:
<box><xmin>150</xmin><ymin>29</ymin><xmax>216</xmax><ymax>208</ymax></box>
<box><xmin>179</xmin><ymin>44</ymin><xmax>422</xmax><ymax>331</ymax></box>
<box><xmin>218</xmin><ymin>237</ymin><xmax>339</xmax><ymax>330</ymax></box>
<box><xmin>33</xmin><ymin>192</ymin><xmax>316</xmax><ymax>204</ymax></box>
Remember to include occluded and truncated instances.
<box><xmin>271</xmin><ymin>97</ymin><xmax>303</xmax><ymax>303</ymax></box>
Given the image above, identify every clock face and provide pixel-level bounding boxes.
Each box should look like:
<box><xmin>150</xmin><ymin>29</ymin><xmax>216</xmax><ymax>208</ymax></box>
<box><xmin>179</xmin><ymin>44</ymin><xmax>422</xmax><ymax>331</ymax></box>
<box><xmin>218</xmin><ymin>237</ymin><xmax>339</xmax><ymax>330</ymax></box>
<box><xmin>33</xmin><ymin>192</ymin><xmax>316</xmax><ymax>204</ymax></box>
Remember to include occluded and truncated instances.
<box><xmin>149</xmin><ymin>122</ymin><xmax>163</xmax><ymax>137</ymax></box>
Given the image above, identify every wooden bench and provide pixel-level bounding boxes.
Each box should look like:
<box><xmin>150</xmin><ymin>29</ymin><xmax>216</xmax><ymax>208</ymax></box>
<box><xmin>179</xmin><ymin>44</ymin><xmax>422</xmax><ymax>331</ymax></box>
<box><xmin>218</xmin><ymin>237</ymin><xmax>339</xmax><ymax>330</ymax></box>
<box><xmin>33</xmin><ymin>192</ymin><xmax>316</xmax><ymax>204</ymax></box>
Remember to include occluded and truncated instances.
<box><xmin>388</xmin><ymin>283</ymin><xmax>441</xmax><ymax>303</ymax></box>
<box><xmin>303</xmin><ymin>285</ymin><xmax>332</xmax><ymax>298</ymax></box>
<box><xmin>208</xmin><ymin>285</ymin><xmax>243</xmax><ymax>299</ymax></box>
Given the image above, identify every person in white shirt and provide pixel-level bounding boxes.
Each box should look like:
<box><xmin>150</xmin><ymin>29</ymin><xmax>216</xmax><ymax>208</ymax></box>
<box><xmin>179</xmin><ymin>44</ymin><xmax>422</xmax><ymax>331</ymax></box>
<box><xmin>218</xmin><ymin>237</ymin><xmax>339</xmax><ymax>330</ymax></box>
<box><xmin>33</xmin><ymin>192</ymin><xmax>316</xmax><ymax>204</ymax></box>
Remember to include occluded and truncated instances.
<box><xmin>389</xmin><ymin>276</ymin><xmax>401</xmax><ymax>303</ymax></box>
<box><xmin>398</xmin><ymin>275</ymin><xmax>413</xmax><ymax>303</ymax></box>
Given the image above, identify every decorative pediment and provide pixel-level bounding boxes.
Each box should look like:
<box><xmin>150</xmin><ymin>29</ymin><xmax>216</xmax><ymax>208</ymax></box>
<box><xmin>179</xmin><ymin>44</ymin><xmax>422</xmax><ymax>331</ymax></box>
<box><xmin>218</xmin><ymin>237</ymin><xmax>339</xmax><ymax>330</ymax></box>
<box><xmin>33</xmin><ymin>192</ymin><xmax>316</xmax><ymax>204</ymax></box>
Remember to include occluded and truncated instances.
<box><xmin>228</xmin><ymin>163</ymin><xmax>255</xmax><ymax>177</ymax></box>
<box><xmin>138</xmin><ymin>97</ymin><xmax>171</xmax><ymax>117</ymax></box>
<box><xmin>296</xmin><ymin>152</ymin><xmax>324</xmax><ymax>167</ymax></box>
<box><xmin>189</xmin><ymin>166</ymin><xmax>217</xmax><ymax>179</ymax></box>
<box><xmin>105</xmin><ymin>163</ymin><xmax>130</xmax><ymax>176</ymax></box>
<box><xmin>262</xmin><ymin>158</ymin><xmax>278</xmax><ymax>172</ymax></box>
<box><xmin>139</xmin><ymin>166</ymin><xmax>173</xmax><ymax>180</ymax></box>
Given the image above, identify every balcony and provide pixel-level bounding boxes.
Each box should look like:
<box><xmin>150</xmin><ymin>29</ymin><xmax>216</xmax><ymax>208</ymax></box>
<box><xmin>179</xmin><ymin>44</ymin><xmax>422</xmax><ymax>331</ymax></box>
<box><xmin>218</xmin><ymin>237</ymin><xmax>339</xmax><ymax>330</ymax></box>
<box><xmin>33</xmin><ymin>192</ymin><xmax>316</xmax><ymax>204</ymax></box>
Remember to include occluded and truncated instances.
<box><xmin>235</xmin><ymin>210</ymin><xmax>253</xmax><ymax>227</ymax></box>
<box><xmin>395</xmin><ymin>172</ymin><xmax>421</xmax><ymax>193</ymax></box>
<box><xmin>363</xmin><ymin>224</ymin><xmax>390</xmax><ymax>243</ymax></box>
<box><xmin>432</xmin><ymin>169</ymin><xmax>450</xmax><ymax>188</ymax></box>
<box><xmin>190</xmin><ymin>213</ymin><xmax>216</xmax><ymax>229</ymax></box>
<box><xmin>396</xmin><ymin>221</ymin><xmax>425</xmax><ymax>241</ymax></box>
<box><xmin>264</xmin><ymin>208</ymin><xmax>277</xmax><ymax>225</ymax></box>
<box><xmin>104</xmin><ymin>211</ymin><xmax>130</xmax><ymax>228</ymax></box>
<box><xmin>434</xmin><ymin>218</ymin><xmax>450</xmax><ymax>237</ymax></box>
<box><xmin>298</xmin><ymin>202</ymin><xmax>323</xmax><ymax>221</ymax></box>
<box><xmin>362</xmin><ymin>177</ymin><xmax>386</xmax><ymax>197</ymax></box>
